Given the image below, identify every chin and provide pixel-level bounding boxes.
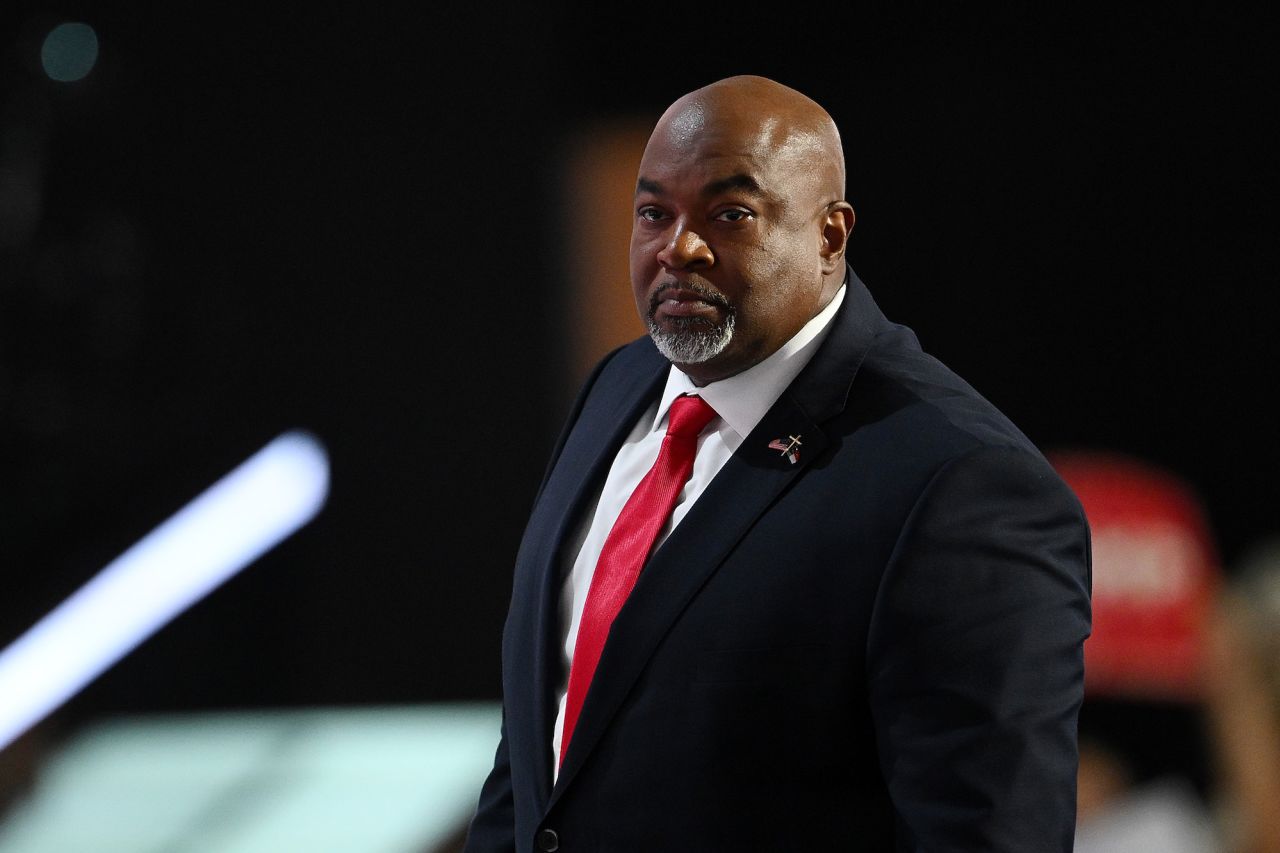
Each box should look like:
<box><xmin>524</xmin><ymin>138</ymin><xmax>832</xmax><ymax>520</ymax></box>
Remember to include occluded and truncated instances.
<box><xmin>648</xmin><ymin>315</ymin><xmax>735</xmax><ymax>365</ymax></box>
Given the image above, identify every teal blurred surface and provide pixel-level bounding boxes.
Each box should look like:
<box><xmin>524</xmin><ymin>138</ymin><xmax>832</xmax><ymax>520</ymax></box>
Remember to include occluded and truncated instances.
<box><xmin>0</xmin><ymin>703</ymin><xmax>500</xmax><ymax>852</ymax></box>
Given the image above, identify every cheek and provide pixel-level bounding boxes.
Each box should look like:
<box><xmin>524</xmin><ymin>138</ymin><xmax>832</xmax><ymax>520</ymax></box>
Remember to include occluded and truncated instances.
<box><xmin>739</xmin><ymin>244</ymin><xmax>796</xmax><ymax>308</ymax></box>
<box><xmin>629</xmin><ymin>244</ymin><xmax>652</xmax><ymax>312</ymax></box>
<box><xmin>629</xmin><ymin>227</ymin><xmax>658</xmax><ymax>272</ymax></box>
<box><xmin>740</xmin><ymin>248</ymin><xmax>819</xmax><ymax>328</ymax></box>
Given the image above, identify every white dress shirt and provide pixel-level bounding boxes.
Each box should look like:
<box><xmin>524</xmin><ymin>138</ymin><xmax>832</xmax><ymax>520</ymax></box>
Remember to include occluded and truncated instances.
<box><xmin>550</xmin><ymin>286</ymin><xmax>846</xmax><ymax>776</ymax></box>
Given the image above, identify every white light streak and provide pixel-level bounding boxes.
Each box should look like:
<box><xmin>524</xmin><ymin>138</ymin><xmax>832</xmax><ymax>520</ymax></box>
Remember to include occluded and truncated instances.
<box><xmin>0</xmin><ymin>431</ymin><xmax>330</xmax><ymax>753</ymax></box>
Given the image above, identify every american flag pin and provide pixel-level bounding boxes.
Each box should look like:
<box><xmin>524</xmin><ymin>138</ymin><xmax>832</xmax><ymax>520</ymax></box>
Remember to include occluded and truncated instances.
<box><xmin>767</xmin><ymin>435</ymin><xmax>802</xmax><ymax>465</ymax></box>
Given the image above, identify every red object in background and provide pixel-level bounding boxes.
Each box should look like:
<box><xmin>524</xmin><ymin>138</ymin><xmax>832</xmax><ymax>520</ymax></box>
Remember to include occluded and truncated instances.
<box><xmin>1050</xmin><ymin>450</ymin><xmax>1221</xmax><ymax>703</ymax></box>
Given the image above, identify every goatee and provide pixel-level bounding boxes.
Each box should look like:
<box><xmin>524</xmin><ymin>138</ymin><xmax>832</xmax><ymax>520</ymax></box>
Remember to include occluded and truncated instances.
<box><xmin>647</xmin><ymin>312</ymin><xmax>736</xmax><ymax>364</ymax></box>
<box><xmin>646</xmin><ymin>281</ymin><xmax>735</xmax><ymax>364</ymax></box>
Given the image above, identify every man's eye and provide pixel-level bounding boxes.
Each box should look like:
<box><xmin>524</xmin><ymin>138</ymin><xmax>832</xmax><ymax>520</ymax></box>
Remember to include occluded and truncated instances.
<box><xmin>715</xmin><ymin>209</ymin><xmax>752</xmax><ymax>222</ymax></box>
<box><xmin>638</xmin><ymin>207</ymin><xmax>665</xmax><ymax>222</ymax></box>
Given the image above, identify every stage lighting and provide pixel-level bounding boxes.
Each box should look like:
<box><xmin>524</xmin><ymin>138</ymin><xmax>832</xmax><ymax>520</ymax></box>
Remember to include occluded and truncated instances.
<box><xmin>0</xmin><ymin>431</ymin><xmax>330</xmax><ymax>753</ymax></box>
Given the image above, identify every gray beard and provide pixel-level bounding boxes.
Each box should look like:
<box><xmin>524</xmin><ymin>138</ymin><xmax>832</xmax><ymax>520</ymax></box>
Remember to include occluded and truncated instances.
<box><xmin>647</xmin><ymin>312</ymin><xmax>736</xmax><ymax>364</ymax></box>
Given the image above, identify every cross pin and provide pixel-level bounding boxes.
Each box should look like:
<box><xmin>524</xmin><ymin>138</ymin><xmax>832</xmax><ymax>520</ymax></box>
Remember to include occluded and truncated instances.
<box><xmin>766</xmin><ymin>435</ymin><xmax>803</xmax><ymax>465</ymax></box>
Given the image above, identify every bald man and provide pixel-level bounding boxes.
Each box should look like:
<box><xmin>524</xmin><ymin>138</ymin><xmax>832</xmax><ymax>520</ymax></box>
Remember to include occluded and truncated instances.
<box><xmin>465</xmin><ymin>76</ymin><xmax>1092</xmax><ymax>852</ymax></box>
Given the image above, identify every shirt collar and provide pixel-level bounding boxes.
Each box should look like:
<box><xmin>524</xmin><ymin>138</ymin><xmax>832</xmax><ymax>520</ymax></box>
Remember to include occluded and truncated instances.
<box><xmin>652</xmin><ymin>284</ymin><xmax>847</xmax><ymax>439</ymax></box>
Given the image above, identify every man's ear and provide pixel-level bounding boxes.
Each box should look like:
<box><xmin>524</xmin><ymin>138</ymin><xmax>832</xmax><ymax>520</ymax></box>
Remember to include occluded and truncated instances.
<box><xmin>819</xmin><ymin>203</ymin><xmax>855</xmax><ymax>274</ymax></box>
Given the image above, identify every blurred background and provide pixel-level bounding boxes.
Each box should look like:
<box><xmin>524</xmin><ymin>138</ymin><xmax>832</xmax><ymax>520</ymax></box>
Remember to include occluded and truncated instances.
<box><xmin>2</xmin><ymin>5</ymin><xmax>1277</xmax><ymax>851</ymax></box>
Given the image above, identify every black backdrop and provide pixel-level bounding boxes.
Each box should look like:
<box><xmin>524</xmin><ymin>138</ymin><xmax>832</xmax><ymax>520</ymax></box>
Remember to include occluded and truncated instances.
<box><xmin>2</xmin><ymin>7</ymin><xmax>1276</xmax><ymax>733</ymax></box>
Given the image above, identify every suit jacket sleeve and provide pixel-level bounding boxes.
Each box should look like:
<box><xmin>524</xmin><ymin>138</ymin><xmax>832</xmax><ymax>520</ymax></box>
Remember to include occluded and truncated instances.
<box><xmin>463</xmin><ymin>345</ymin><xmax>631</xmax><ymax>853</ymax></box>
<box><xmin>463</xmin><ymin>710</ymin><xmax>517</xmax><ymax>853</ymax></box>
<box><xmin>867</xmin><ymin>445</ymin><xmax>1092</xmax><ymax>852</ymax></box>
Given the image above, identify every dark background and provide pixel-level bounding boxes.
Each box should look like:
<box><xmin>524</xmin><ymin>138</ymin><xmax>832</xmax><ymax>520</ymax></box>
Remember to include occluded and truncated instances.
<box><xmin>2</xmin><ymin>5</ymin><xmax>1276</xmax><ymax>741</ymax></box>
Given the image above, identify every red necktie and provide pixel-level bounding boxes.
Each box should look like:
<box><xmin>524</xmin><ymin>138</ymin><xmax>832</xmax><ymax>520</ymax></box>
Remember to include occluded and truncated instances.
<box><xmin>559</xmin><ymin>394</ymin><xmax>718</xmax><ymax>767</ymax></box>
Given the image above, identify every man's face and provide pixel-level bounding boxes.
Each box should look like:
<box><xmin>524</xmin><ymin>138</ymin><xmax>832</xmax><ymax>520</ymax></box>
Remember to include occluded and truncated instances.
<box><xmin>629</xmin><ymin>111</ymin><xmax>831</xmax><ymax>385</ymax></box>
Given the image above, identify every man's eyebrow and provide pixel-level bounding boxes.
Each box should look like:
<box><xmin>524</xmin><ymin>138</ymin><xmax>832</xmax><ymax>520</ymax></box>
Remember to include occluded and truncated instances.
<box><xmin>636</xmin><ymin>177</ymin><xmax>662</xmax><ymax>196</ymax></box>
<box><xmin>702</xmin><ymin>173</ymin><xmax>763</xmax><ymax>197</ymax></box>
<box><xmin>635</xmin><ymin>174</ymin><xmax>765</xmax><ymax>198</ymax></box>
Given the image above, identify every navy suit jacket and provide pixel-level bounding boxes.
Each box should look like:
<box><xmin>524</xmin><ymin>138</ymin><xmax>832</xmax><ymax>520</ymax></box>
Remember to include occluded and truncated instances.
<box><xmin>466</xmin><ymin>270</ymin><xmax>1092</xmax><ymax>852</ymax></box>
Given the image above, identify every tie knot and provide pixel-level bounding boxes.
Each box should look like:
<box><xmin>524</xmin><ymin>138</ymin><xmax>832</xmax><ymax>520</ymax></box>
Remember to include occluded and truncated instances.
<box><xmin>666</xmin><ymin>394</ymin><xmax>718</xmax><ymax>441</ymax></box>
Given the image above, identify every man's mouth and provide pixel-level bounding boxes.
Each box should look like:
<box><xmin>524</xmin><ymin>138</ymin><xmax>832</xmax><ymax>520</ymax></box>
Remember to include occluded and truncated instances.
<box><xmin>648</xmin><ymin>283</ymin><xmax>731</xmax><ymax>322</ymax></box>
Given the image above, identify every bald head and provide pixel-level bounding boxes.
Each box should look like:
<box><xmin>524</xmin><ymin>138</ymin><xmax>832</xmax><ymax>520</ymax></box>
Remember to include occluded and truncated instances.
<box><xmin>652</xmin><ymin>75</ymin><xmax>846</xmax><ymax>205</ymax></box>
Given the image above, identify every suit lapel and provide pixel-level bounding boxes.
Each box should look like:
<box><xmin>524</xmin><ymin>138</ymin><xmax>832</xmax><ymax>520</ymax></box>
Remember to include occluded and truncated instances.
<box><xmin>549</xmin><ymin>270</ymin><xmax>883</xmax><ymax>803</ymax></box>
<box><xmin>512</xmin><ymin>345</ymin><xmax>668</xmax><ymax>808</ymax></box>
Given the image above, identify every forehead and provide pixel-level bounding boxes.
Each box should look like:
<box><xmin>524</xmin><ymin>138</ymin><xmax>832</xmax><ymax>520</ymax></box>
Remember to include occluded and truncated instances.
<box><xmin>637</xmin><ymin>111</ymin><xmax>816</xmax><ymax>202</ymax></box>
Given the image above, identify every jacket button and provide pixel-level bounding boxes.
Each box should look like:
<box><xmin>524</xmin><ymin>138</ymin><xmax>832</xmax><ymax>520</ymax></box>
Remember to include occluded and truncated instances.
<box><xmin>536</xmin><ymin>828</ymin><xmax>559</xmax><ymax>851</ymax></box>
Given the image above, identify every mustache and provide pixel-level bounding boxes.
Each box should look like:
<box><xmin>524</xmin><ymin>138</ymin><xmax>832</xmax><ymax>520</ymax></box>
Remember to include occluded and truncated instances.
<box><xmin>648</xmin><ymin>280</ymin><xmax>733</xmax><ymax>313</ymax></box>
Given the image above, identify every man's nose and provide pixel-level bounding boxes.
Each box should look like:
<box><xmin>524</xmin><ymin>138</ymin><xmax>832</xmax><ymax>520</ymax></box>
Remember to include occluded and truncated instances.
<box><xmin>656</xmin><ymin>228</ymin><xmax>713</xmax><ymax>271</ymax></box>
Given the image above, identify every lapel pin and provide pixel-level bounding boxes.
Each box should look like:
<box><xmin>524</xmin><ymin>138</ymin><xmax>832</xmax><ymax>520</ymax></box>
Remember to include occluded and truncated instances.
<box><xmin>767</xmin><ymin>435</ymin><xmax>802</xmax><ymax>465</ymax></box>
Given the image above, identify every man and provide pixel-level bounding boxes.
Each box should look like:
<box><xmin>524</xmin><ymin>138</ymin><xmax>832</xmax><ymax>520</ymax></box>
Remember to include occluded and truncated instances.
<box><xmin>466</xmin><ymin>75</ymin><xmax>1091</xmax><ymax>852</ymax></box>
